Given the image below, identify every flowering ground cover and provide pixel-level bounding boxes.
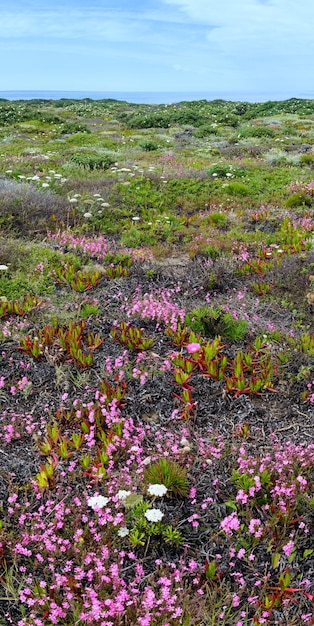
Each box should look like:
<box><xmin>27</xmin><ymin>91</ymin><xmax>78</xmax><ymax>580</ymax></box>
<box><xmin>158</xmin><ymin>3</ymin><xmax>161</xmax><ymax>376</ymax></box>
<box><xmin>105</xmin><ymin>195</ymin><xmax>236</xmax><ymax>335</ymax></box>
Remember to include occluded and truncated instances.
<box><xmin>0</xmin><ymin>97</ymin><xmax>313</xmax><ymax>625</ymax></box>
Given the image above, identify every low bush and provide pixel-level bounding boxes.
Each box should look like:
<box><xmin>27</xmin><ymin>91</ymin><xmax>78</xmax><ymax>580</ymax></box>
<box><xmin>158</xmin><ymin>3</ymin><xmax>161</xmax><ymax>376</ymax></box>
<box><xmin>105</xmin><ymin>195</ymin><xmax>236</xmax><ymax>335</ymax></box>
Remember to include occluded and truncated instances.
<box><xmin>0</xmin><ymin>179</ymin><xmax>71</xmax><ymax>235</ymax></box>
<box><xmin>138</xmin><ymin>139</ymin><xmax>159</xmax><ymax>151</ymax></box>
<box><xmin>70</xmin><ymin>153</ymin><xmax>115</xmax><ymax>170</ymax></box>
<box><xmin>185</xmin><ymin>305</ymin><xmax>248</xmax><ymax>342</ymax></box>
<box><xmin>207</xmin><ymin>163</ymin><xmax>246</xmax><ymax>178</ymax></box>
<box><xmin>226</xmin><ymin>181</ymin><xmax>250</xmax><ymax>196</ymax></box>
<box><xmin>59</xmin><ymin>121</ymin><xmax>91</xmax><ymax>134</ymax></box>
<box><xmin>285</xmin><ymin>192</ymin><xmax>312</xmax><ymax>208</ymax></box>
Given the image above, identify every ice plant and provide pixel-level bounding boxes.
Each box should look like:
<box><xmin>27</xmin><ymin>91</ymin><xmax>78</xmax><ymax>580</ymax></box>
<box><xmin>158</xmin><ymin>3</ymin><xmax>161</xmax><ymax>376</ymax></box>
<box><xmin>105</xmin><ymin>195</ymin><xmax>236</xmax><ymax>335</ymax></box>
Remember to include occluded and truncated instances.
<box><xmin>111</xmin><ymin>320</ymin><xmax>154</xmax><ymax>351</ymax></box>
<box><xmin>186</xmin><ymin>342</ymin><xmax>201</xmax><ymax>353</ymax></box>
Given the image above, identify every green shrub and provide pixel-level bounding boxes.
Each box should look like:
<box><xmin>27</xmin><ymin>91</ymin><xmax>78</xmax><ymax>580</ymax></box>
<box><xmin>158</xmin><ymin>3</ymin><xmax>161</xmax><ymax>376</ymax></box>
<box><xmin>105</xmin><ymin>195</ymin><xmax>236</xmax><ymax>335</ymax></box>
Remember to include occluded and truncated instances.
<box><xmin>207</xmin><ymin>163</ymin><xmax>246</xmax><ymax>178</ymax></box>
<box><xmin>285</xmin><ymin>192</ymin><xmax>312</xmax><ymax>208</ymax></box>
<box><xmin>239</xmin><ymin>126</ymin><xmax>275</xmax><ymax>139</ymax></box>
<box><xmin>185</xmin><ymin>306</ymin><xmax>248</xmax><ymax>342</ymax></box>
<box><xmin>120</xmin><ymin>226</ymin><xmax>158</xmax><ymax>248</ymax></box>
<box><xmin>221</xmin><ymin>312</ymin><xmax>248</xmax><ymax>342</ymax></box>
<box><xmin>60</xmin><ymin>121</ymin><xmax>91</xmax><ymax>134</ymax></box>
<box><xmin>138</xmin><ymin>139</ymin><xmax>159</xmax><ymax>151</ymax></box>
<box><xmin>226</xmin><ymin>182</ymin><xmax>249</xmax><ymax>197</ymax></box>
<box><xmin>300</xmin><ymin>154</ymin><xmax>314</xmax><ymax>166</ymax></box>
<box><xmin>208</xmin><ymin>212</ymin><xmax>227</xmax><ymax>228</ymax></box>
<box><xmin>70</xmin><ymin>153</ymin><xmax>114</xmax><ymax>170</ymax></box>
<box><xmin>198</xmin><ymin>244</ymin><xmax>221</xmax><ymax>260</ymax></box>
<box><xmin>144</xmin><ymin>458</ymin><xmax>189</xmax><ymax>497</ymax></box>
<box><xmin>185</xmin><ymin>306</ymin><xmax>219</xmax><ymax>336</ymax></box>
<box><xmin>193</xmin><ymin>124</ymin><xmax>219</xmax><ymax>138</ymax></box>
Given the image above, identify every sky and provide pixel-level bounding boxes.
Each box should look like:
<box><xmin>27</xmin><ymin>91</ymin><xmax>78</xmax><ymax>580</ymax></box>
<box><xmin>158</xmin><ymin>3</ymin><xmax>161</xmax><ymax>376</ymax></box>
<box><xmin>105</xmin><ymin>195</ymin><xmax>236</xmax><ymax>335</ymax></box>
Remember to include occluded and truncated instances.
<box><xmin>1</xmin><ymin>0</ymin><xmax>314</xmax><ymax>97</ymax></box>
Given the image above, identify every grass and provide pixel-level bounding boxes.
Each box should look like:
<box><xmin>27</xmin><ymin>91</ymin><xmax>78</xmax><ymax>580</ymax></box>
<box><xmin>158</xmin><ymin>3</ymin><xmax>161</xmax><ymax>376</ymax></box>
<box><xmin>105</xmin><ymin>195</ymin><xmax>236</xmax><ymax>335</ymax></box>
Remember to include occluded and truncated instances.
<box><xmin>0</xmin><ymin>96</ymin><xmax>313</xmax><ymax>625</ymax></box>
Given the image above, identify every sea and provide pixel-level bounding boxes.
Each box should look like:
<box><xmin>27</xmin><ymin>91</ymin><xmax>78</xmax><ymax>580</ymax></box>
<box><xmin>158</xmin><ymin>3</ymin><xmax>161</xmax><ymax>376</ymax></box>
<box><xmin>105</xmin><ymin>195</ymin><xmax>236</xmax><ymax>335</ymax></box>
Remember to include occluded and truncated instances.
<box><xmin>1</xmin><ymin>90</ymin><xmax>314</xmax><ymax>104</ymax></box>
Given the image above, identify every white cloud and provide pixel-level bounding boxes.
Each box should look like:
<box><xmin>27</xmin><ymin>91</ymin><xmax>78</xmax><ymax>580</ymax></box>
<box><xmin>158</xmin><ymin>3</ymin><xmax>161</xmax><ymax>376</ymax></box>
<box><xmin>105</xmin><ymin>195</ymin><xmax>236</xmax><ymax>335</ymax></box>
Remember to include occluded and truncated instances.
<box><xmin>161</xmin><ymin>0</ymin><xmax>314</xmax><ymax>55</ymax></box>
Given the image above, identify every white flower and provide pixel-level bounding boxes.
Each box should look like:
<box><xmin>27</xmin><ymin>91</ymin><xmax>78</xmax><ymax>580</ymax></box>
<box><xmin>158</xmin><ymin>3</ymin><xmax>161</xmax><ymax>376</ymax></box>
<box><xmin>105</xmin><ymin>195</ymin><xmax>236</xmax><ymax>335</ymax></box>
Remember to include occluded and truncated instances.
<box><xmin>41</xmin><ymin>182</ymin><xmax>49</xmax><ymax>188</ymax></box>
<box><xmin>144</xmin><ymin>508</ymin><xmax>164</xmax><ymax>522</ymax></box>
<box><xmin>148</xmin><ymin>484</ymin><xmax>168</xmax><ymax>498</ymax></box>
<box><xmin>117</xmin><ymin>490</ymin><xmax>131</xmax><ymax>501</ymax></box>
<box><xmin>117</xmin><ymin>526</ymin><xmax>129</xmax><ymax>537</ymax></box>
<box><xmin>180</xmin><ymin>437</ymin><xmax>190</xmax><ymax>447</ymax></box>
<box><xmin>83</xmin><ymin>212</ymin><xmax>92</xmax><ymax>219</ymax></box>
<box><xmin>101</xmin><ymin>202</ymin><xmax>110</xmax><ymax>207</ymax></box>
<box><xmin>0</xmin><ymin>265</ymin><xmax>9</xmax><ymax>270</ymax></box>
<box><xmin>68</xmin><ymin>197</ymin><xmax>78</xmax><ymax>203</ymax></box>
<box><xmin>87</xmin><ymin>495</ymin><xmax>109</xmax><ymax>510</ymax></box>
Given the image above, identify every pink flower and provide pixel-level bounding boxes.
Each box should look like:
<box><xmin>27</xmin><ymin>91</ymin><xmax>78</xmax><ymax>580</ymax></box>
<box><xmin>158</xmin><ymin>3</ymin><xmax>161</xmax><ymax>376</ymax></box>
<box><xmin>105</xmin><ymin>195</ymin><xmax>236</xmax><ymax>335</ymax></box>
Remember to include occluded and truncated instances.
<box><xmin>220</xmin><ymin>512</ymin><xmax>240</xmax><ymax>536</ymax></box>
<box><xmin>186</xmin><ymin>342</ymin><xmax>201</xmax><ymax>353</ymax></box>
<box><xmin>232</xmin><ymin>594</ymin><xmax>240</xmax><ymax>607</ymax></box>
<box><xmin>282</xmin><ymin>540</ymin><xmax>294</xmax><ymax>557</ymax></box>
<box><xmin>237</xmin><ymin>548</ymin><xmax>245</xmax><ymax>559</ymax></box>
<box><xmin>248</xmin><ymin>518</ymin><xmax>263</xmax><ymax>537</ymax></box>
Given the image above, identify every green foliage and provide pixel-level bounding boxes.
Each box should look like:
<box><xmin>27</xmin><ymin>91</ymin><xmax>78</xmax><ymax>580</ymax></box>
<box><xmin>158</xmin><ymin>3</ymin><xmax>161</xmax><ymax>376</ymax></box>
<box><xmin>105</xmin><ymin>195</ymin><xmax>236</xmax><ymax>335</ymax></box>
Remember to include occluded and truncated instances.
<box><xmin>111</xmin><ymin>320</ymin><xmax>155</xmax><ymax>350</ymax></box>
<box><xmin>122</xmin><ymin>108</ymin><xmax>205</xmax><ymax>129</ymax></box>
<box><xmin>144</xmin><ymin>458</ymin><xmax>189</xmax><ymax>497</ymax></box>
<box><xmin>285</xmin><ymin>192</ymin><xmax>312</xmax><ymax>208</ymax></box>
<box><xmin>226</xmin><ymin>182</ymin><xmax>250</xmax><ymax>196</ymax></box>
<box><xmin>70</xmin><ymin>153</ymin><xmax>115</xmax><ymax>170</ymax></box>
<box><xmin>300</xmin><ymin>153</ymin><xmax>314</xmax><ymax>166</ymax></box>
<box><xmin>238</xmin><ymin>125</ymin><xmax>276</xmax><ymax>138</ymax></box>
<box><xmin>193</xmin><ymin>124</ymin><xmax>219</xmax><ymax>137</ymax></box>
<box><xmin>104</xmin><ymin>252</ymin><xmax>133</xmax><ymax>267</ymax></box>
<box><xmin>185</xmin><ymin>306</ymin><xmax>248</xmax><ymax>342</ymax></box>
<box><xmin>208</xmin><ymin>212</ymin><xmax>227</xmax><ymax>228</ymax></box>
<box><xmin>60</xmin><ymin>121</ymin><xmax>91</xmax><ymax>134</ymax></box>
<box><xmin>138</xmin><ymin>139</ymin><xmax>159</xmax><ymax>151</ymax></box>
<box><xmin>222</xmin><ymin>313</ymin><xmax>249</xmax><ymax>342</ymax></box>
<box><xmin>207</xmin><ymin>163</ymin><xmax>246</xmax><ymax>178</ymax></box>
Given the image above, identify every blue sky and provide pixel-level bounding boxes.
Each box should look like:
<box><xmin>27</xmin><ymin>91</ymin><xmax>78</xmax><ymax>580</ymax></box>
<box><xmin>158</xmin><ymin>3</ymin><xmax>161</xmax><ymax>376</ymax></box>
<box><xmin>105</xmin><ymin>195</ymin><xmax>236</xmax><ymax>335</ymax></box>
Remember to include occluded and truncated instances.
<box><xmin>1</xmin><ymin>0</ymin><xmax>314</xmax><ymax>96</ymax></box>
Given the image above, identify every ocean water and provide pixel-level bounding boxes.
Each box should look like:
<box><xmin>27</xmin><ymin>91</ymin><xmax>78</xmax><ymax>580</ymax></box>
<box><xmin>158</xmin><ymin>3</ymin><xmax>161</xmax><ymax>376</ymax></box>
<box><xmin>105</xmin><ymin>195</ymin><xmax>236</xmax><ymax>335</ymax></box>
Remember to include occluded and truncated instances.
<box><xmin>1</xmin><ymin>90</ymin><xmax>314</xmax><ymax>104</ymax></box>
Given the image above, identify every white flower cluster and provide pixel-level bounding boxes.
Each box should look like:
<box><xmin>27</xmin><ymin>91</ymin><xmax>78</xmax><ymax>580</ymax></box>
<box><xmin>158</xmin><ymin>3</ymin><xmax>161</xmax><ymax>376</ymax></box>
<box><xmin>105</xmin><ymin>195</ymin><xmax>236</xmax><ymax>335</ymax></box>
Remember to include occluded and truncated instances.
<box><xmin>117</xmin><ymin>490</ymin><xmax>131</xmax><ymax>501</ymax></box>
<box><xmin>147</xmin><ymin>484</ymin><xmax>168</xmax><ymax>497</ymax></box>
<box><xmin>87</xmin><ymin>494</ymin><xmax>109</xmax><ymax>510</ymax></box>
<box><xmin>144</xmin><ymin>508</ymin><xmax>164</xmax><ymax>523</ymax></box>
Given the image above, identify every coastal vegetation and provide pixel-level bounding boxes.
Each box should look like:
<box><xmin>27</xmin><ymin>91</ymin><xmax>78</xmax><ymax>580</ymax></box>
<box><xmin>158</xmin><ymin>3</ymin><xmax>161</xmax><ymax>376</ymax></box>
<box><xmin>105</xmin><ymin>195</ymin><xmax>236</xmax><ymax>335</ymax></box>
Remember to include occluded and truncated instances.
<box><xmin>0</xmin><ymin>96</ymin><xmax>313</xmax><ymax>625</ymax></box>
